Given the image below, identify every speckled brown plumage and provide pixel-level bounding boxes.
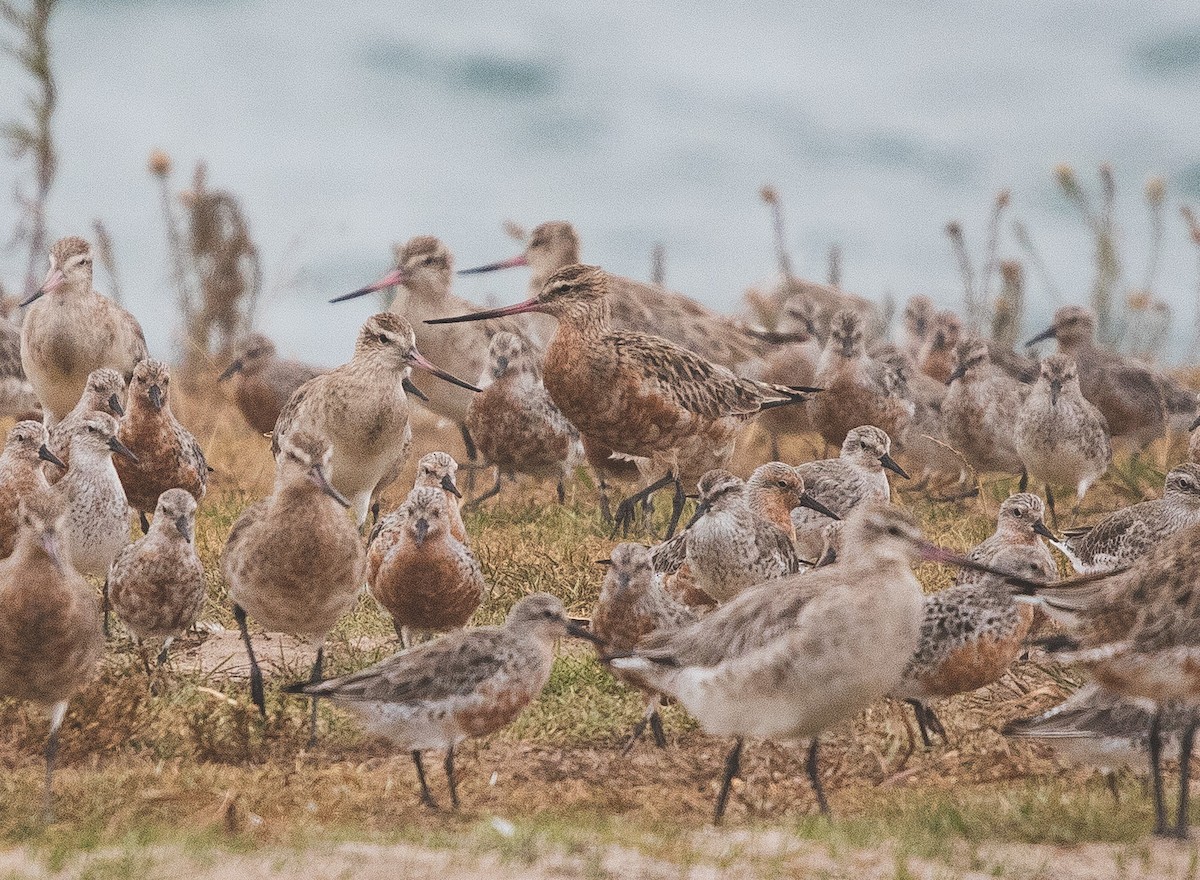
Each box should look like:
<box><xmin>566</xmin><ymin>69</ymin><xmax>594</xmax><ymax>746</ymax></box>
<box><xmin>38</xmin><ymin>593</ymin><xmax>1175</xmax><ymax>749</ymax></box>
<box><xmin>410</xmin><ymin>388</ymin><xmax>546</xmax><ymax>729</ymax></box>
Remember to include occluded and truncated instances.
<box><xmin>20</xmin><ymin>237</ymin><xmax>147</xmax><ymax>423</ymax></box>
<box><xmin>956</xmin><ymin>493</ymin><xmax>1058</xmax><ymax>588</ymax></box>
<box><xmin>942</xmin><ymin>337</ymin><xmax>1028</xmax><ymax>476</ymax></box>
<box><xmin>114</xmin><ymin>359</ymin><xmax>208</xmax><ymax>515</ymax></box>
<box><xmin>46</xmin><ymin>367</ymin><xmax>126</xmax><ymax>478</ymax></box>
<box><xmin>108</xmin><ymin>489</ymin><xmax>205</xmax><ymax>642</ymax></box>
<box><xmin>0</xmin><ymin>421</ymin><xmax>57</xmax><ymax>558</ymax></box>
<box><xmin>368</xmin><ymin>486</ymin><xmax>485</xmax><ymax>641</ymax></box>
<box><xmin>413</xmin><ymin>451</ymin><xmax>467</xmax><ymax>544</ymax></box>
<box><xmin>220</xmin><ymin>333</ymin><xmax>322</xmax><ymax>435</ymax></box>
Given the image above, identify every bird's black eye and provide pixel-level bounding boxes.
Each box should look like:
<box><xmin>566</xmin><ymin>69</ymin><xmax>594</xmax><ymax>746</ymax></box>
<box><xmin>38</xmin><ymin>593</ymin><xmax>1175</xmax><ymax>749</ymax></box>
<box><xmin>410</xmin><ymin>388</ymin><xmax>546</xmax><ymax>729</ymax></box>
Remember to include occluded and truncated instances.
<box><xmin>887</xmin><ymin>526</ymin><xmax>901</xmax><ymax>537</ymax></box>
<box><xmin>776</xmin><ymin>480</ymin><xmax>788</xmax><ymax>488</ymax></box>
<box><xmin>377</xmin><ymin>333</ymin><xmax>391</xmax><ymax>345</ymax></box>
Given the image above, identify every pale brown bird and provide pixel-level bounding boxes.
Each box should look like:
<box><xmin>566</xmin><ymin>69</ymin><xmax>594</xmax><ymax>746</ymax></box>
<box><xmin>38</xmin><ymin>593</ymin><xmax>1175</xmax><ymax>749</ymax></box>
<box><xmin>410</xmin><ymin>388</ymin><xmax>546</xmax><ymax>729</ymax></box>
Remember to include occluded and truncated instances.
<box><xmin>0</xmin><ymin>421</ymin><xmax>62</xmax><ymax>558</ymax></box>
<box><xmin>287</xmin><ymin>593</ymin><xmax>599</xmax><ymax>809</ymax></box>
<box><xmin>413</xmin><ymin>451</ymin><xmax>467</xmax><ymax>543</ymax></box>
<box><xmin>19</xmin><ymin>237</ymin><xmax>147</xmax><ymax>423</ymax></box>
<box><xmin>428</xmin><ymin>265</ymin><xmax>816</xmax><ymax>537</ymax></box>
<box><xmin>221</xmin><ymin>430</ymin><xmax>364</xmax><ymax>740</ymax></box>
<box><xmin>219</xmin><ymin>332</ymin><xmax>323</xmax><ymax>435</ymax></box>
<box><xmin>46</xmin><ymin>367</ymin><xmax>126</xmax><ymax>478</ymax></box>
<box><xmin>0</xmin><ymin>491</ymin><xmax>104</xmax><ymax>820</ymax></box>
<box><xmin>367</xmin><ymin>486</ymin><xmax>486</xmax><ymax>646</ymax></box>
<box><xmin>465</xmin><ymin>331</ymin><xmax>583</xmax><ymax>505</ymax></box>
<box><xmin>113</xmin><ymin>359</ymin><xmax>208</xmax><ymax>531</ymax></box>
<box><xmin>107</xmin><ymin>488</ymin><xmax>205</xmax><ymax>669</ymax></box>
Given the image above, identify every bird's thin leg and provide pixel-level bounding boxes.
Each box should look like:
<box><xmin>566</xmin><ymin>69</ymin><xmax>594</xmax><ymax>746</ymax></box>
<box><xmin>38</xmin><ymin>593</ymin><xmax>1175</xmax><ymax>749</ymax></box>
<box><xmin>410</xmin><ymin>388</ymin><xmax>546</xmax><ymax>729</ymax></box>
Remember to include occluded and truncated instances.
<box><xmin>923</xmin><ymin>704</ymin><xmax>949</xmax><ymax>743</ymax></box>
<box><xmin>1018</xmin><ymin>470</ymin><xmax>1028</xmax><ymax>492</ymax></box>
<box><xmin>42</xmin><ymin>701</ymin><xmax>67</xmax><ymax>824</ymax></box>
<box><xmin>467</xmin><ymin>468</ymin><xmax>503</xmax><ymax>510</ymax></box>
<box><xmin>444</xmin><ymin>745</ymin><xmax>459</xmax><ymax>810</ymax></box>
<box><xmin>664</xmin><ymin>479</ymin><xmax>686</xmax><ymax>539</ymax></box>
<box><xmin>713</xmin><ymin>738</ymin><xmax>743</xmax><ymax>825</ymax></box>
<box><xmin>233</xmin><ymin>604</ymin><xmax>266</xmax><ymax>718</ymax></box>
<box><xmin>1150</xmin><ymin>710</ymin><xmax>1168</xmax><ymax>836</ymax></box>
<box><xmin>621</xmin><ymin>696</ymin><xmax>665</xmax><ymax>756</ymax></box>
<box><xmin>1103</xmin><ymin>770</ymin><xmax>1121</xmax><ymax>804</ymax></box>
<box><xmin>155</xmin><ymin>635</ymin><xmax>174</xmax><ymax>669</ymax></box>
<box><xmin>905</xmin><ymin>699</ymin><xmax>932</xmax><ymax>748</ymax></box>
<box><xmin>1175</xmin><ymin>717</ymin><xmax>1197</xmax><ymax>839</ymax></box>
<box><xmin>307</xmin><ymin>643</ymin><xmax>324</xmax><ymax>748</ymax></box>
<box><xmin>648</xmin><ymin>704</ymin><xmax>667</xmax><ymax>749</ymax></box>
<box><xmin>556</xmin><ymin>479</ymin><xmax>566</xmax><ymax>505</ymax></box>
<box><xmin>411</xmin><ymin>750</ymin><xmax>438</xmax><ymax>809</ymax></box>
<box><xmin>598</xmin><ymin>479</ymin><xmax>613</xmax><ymax>525</ymax></box>
<box><xmin>613</xmin><ymin>473</ymin><xmax>675</xmax><ymax>537</ymax></box>
<box><xmin>460</xmin><ymin>426</ymin><xmax>478</xmax><ymax>494</ymax></box>
<box><xmin>1044</xmin><ymin>485</ymin><xmax>1057</xmax><ymax>529</ymax></box>
<box><xmin>138</xmin><ymin>511</ymin><xmax>150</xmax><ymax>535</ymax></box>
<box><xmin>807</xmin><ymin>737</ymin><xmax>830</xmax><ymax>816</ymax></box>
<box><xmin>621</xmin><ymin>716</ymin><xmax>650</xmax><ymax>756</ymax></box>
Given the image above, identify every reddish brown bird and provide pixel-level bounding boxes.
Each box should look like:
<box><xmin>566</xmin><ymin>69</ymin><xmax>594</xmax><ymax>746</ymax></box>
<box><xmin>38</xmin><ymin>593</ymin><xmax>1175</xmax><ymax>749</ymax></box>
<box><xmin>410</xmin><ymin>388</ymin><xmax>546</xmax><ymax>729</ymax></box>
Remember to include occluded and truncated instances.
<box><xmin>428</xmin><ymin>264</ymin><xmax>818</xmax><ymax>536</ymax></box>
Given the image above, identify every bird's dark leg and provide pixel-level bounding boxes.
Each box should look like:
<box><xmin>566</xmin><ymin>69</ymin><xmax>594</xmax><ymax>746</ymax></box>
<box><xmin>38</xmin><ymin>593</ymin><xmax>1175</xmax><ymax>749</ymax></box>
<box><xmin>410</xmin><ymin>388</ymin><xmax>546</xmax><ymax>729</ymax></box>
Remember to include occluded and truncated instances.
<box><xmin>1174</xmin><ymin>717</ymin><xmax>1197</xmax><ymax>839</ymax></box>
<box><xmin>1103</xmin><ymin>770</ymin><xmax>1121</xmax><ymax>804</ymax></box>
<box><xmin>42</xmin><ymin>701</ymin><xmax>67</xmax><ymax>824</ymax></box>
<box><xmin>1018</xmin><ymin>470</ymin><xmax>1028</xmax><ymax>492</ymax></box>
<box><xmin>905</xmin><ymin>699</ymin><xmax>932</xmax><ymax>748</ymax></box>
<box><xmin>467</xmin><ymin>468</ymin><xmax>503</xmax><ymax>510</ymax></box>
<box><xmin>460</xmin><ymin>426</ymin><xmax>478</xmax><ymax>494</ymax></box>
<box><xmin>138</xmin><ymin>511</ymin><xmax>150</xmax><ymax>535</ymax></box>
<box><xmin>370</xmin><ymin>501</ymin><xmax>380</xmax><ymax>526</ymax></box>
<box><xmin>598</xmin><ymin>479</ymin><xmax>613</xmax><ymax>525</ymax></box>
<box><xmin>664</xmin><ymin>479</ymin><xmax>686</xmax><ymax>539</ymax></box>
<box><xmin>1045</xmin><ymin>485</ymin><xmax>1057</xmax><ymax>529</ymax></box>
<box><xmin>649</xmin><ymin>707</ymin><xmax>667</xmax><ymax>749</ymax></box>
<box><xmin>923</xmin><ymin>704</ymin><xmax>948</xmax><ymax>743</ymax></box>
<box><xmin>444</xmin><ymin>745</ymin><xmax>459</xmax><ymax>810</ymax></box>
<box><xmin>1150</xmin><ymin>710</ymin><xmax>1168</xmax><ymax>836</ymax></box>
<box><xmin>806</xmin><ymin>737</ymin><xmax>830</xmax><ymax>816</ymax></box>
<box><xmin>613</xmin><ymin>473</ymin><xmax>675</xmax><ymax>537</ymax></box>
<box><xmin>102</xmin><ymin>579</ymin><xmax>111</xmax><ymax>638</ymax></box>
<box><xmin>233</xmin><ymin>604</ymin><xmax>265</xmax><ymax>718</ymax></box>
<box><xmin>412</xmin><ymin>750</ymin><xmax>438</xmax><ymax>809</ymax></box>
<box><xmin>713</xmin><ymin>737</ymin><xmax>743</xmax><ymax>825</ymax></box>
<box><xmin>155</xmin><ymin>636</ymin><xmax>174</xmax><ymax>668</ymax></box>
<box><xmin>556</xmin><ymin>479</ymin><xmax>566</xmax><ymax>504</ymax></box>
<box><xmin>307</xmin><ymin>644</ymin><xmax>324</xmax><ymax>748</ymax></box>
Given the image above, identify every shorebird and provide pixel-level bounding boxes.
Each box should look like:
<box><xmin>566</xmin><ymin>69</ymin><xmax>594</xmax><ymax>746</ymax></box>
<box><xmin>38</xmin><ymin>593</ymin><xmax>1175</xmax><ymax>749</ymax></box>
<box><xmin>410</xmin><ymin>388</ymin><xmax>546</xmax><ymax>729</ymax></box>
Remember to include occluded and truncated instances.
<box><xmin>755</xmin><ymin>295</ymin><xmax>819</xmax><ymax>458</ymax></box>
<box><xmin>1014</xmin><ymin>354</ymin><xmax>1112</xmax><ymax>521</ymax></box>
<box><xmin>287</xmin><ymin>593</ymin><xmax>599</xmax><ymax>809</ymax></box>
<box><xmin>943</xmin><ymin>337</ymin><xmax>1028</xmax><ymax>479</ymax></box>
<box><xmin>219</xmin><ymin>332</ymin><xmax>323</xmax><ymax>436</ymax></box>
<box><xmin>808</xmin><ymin>310</ymin><xmax>911</xmax><ymax>450</ymax></box>
<box><xmin>367</xmin><ymin>486</ymin><xmax>485</xmax><ymax>646</ymax></box>
<box><xmin>900</xmin><ymin>295</ymin><xmax>934</xmax><ymax>362</ymax></box>
<box><xmin>113</xmin><ymin>359</ymin><xmax>208</xmax><ymax>532</ymax></box>
<box><xmin>330</xmin><ymin>236</ymin><xmax>545</xmax><ymax>465</ymax></box>
<box><xmin>221</xmin><ymin>430</ymin><xmax>364</xmax><ymax>739</ymax></box>
<box><xmin>610</xmin><ymin>503</ymin><xmax>1004</xmax><ymax>823</ymax></box>
<box><xmin>428</xmin><ymin>264</ymin><xmax>817</xmax><ymax>538</ymax></box>
<box><xmin>19</xmin><ymin>236</ymin><xmax>147</xmax><ymax>424</ymax></box>
<box><xmin>0</xmin><ymin>313</ymin><xmax>38</xmax><ymax>419</ymax></box>
<box><xmin>891</xmin><ymin>547</ymin><xmax>1054</xmax><ymax>746</ymax></box>
<box><xmin>916</xmin><ymin>310</ymin><xmax>962</xmax><ymax>385</ymax></box>
<box><xmin>46</xmin><ymin>368</ymin><xmax>126</xmax><ymax>476</ymax></box>
<box><xmin>106</xmin><ymin>488</ymin><xmax>205</xmax><ymax>668</ymax></box>
<box><xmin>413</xmin><ymin>451</ymin><xmax>467</xmax><ymax>543</ymax></box>
<box><xmin>1051</xmin><ymin>463</ymin><xmax>1200</xmax><ymax>574</ymax></box>
<box><xmin>0</xmin><ymin>421</ymin><xmax>62</xmax><ymax>558</ymax></box>
<box><xmin>684</xmin><ymin>464</ymin><xmax>837</xmax><ymax>604</ymax></box>
<box><xmin>458</xmin><ymin>220</ymin><xmax>772</xmax><ymax>371</ymax></box>
<box><xmin>271</xmin><ymin>313</ymin><xmax>480</xmax><ymax>526</ymax></box>
<box><xmin>55</xmin><ymin>411</ymin><xmax>138</xmax><ymax>578</ymax></box>
<box><xmin>1026</xmin><ymin>305</ymin><xmax>1188</xmax><ymax>446</ymax></box>
<box><xmin>592</xmin><ymin>542</ymin><xmax>698</xmax><ymax>751</ymax></box>
<box><xmin>792</xmin><ymin>425</ymin><xmax>908</xmax><ymax>560</ymax></box>
<box><xmin>872</xmin><ymin>345</ymin><xmax>965</xmax><ymax>486</ymax></box>
<box><xmin>465</xmin><ymin>331</ymin><xmax>583</xmax><ymax>505</ymax></box>
<box><xmin>0</xmin><ymin>490</ymin><xmax>104</xmax><ymax>819</ymax></box>
<box><xmin>956</xmin><ymin>493</ymin><xmax>1058</xmax><ymax>587</ymax></box>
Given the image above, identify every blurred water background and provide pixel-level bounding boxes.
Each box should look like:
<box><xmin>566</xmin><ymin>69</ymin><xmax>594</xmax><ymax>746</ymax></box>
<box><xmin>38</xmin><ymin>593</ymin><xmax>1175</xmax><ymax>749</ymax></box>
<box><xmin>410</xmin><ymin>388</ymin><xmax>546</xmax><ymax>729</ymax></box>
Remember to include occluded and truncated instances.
<box><xmin>1</xmin><ymin>0</ymin><xmax>1199</xmax><ymax>363</ymax></box>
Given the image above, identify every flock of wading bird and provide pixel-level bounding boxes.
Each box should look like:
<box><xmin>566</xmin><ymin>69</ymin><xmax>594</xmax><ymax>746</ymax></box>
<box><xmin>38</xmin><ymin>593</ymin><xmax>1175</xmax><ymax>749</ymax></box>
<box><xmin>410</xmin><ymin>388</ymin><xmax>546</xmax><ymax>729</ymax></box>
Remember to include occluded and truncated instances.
<box><xmin>5</xmin><ymin>224</ymin><xmax>1200</xmax><ymax>835</ymax></box>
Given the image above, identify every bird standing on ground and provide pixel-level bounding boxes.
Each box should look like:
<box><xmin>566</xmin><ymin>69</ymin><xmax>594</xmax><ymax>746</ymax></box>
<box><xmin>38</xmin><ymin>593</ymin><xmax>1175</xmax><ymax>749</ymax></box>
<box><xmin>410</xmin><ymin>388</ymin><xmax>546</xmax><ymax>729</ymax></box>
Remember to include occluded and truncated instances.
<box><xmin>46</xmin><ymin>368</ymin><xmax>126</xmax><ymax>477</ymax></box>
<box><xmin>0</xmin><ymin>491</ymin><xmax>104</xmax><ymax>820</ymax></box>
<box><xmin>55</xmin><ymin>412</ymin><xmax>138</xmax><ymax>578</ymax></box>
<box><xmin>0</xmin><ymin>421</ymin><xmax>63</xmax><ymax>558</ymax></box>
<box><xmin>219</xmin><ymin>332</ymin><xmax>323</xmax><ymax>435</ymax></box>
<box><xmin>466</xmin><ymin>331</ymin><xmax>583</xmax><ymax>506</ymax></box>
<box><xmin>1014</xmin><ymin>354</ymin><xmax>1112</xmax><ymax>520</ymax></box>
<box><xmin>367</xmin><ymin>486</ymin><xmax>486</xmax><ymax>647</ymax></box>
<box><xmin>428</xmin><ymin>265</ymin><xmax>816</xmax><ymax>538</ymax></box>
<box><xmin>19</xmin><ymin>237</ymin><xmax>147</xmax><ymax>424</ymax></box>
<box><xmin>272</xmin><ymin>313</ymin><xmax>480</xmax><ymax>526</ymax></box>
<box><xmin>412</xmin><ymin>451</ymin><xmax>467</xmax><ymax>543</ymax></box>
<box><xmin>107</xmin><ymin>489</ymin><xmax>205</xmax><ymax>669</ymax></box>
<box><xmin>956</xmin><ymin>493</ymin><xmax>1058</xmax><ymax>587</ymax></box>
<box><xmin>221</xmin><ymin>431</ymin><xmax>364</xmax><ymax>741</ymax></box>
<box><xmin>113</xmin><ymin>359</ymin><xmax>208</xmax><ymax>532</ymax></box>
<box><xmin>592</xmin><ymin>542</ymin><xmax>698</xmax><ymax>751</ymax></box>
<box><xmin>942</xmin><ymin>337</ymin><xmax>1029</xmax><ymax>479</ymax></box>
<box><xmin>287</xmin><ymin>593</ymin><xmax>600</xmax><ymax>810</ymax></box>
<box><xmin>611</xmin><ymin>503</ymin><xmax>1004</xmax><ymax>823</ymax></box>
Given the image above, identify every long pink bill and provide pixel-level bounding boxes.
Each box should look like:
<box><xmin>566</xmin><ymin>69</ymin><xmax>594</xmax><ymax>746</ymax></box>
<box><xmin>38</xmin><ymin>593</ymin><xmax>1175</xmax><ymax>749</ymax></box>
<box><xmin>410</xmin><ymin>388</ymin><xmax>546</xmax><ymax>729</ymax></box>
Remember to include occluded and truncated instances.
<box><xmin>424</xmin><ymin>297</ymin><xmax>542</xmax><ymax>325</ymax></box>
<box><xmin>457</xmin><ymin>254</ymin><xmax>528</xmax><ymax>275</ymax></box>
<box><xmin>20</xmin><ymin>267</ymin><xmax>65</xmax><ymax>306</ymax></box>
<box><xmin>329</xmin><ymin>267</ymin><xmax>405</xmax><ymax>304</ymax></box>
<box><xmin>409</xmin><ymin>348</ymin><xmax>482</xmax><ymax>393</ymax></box>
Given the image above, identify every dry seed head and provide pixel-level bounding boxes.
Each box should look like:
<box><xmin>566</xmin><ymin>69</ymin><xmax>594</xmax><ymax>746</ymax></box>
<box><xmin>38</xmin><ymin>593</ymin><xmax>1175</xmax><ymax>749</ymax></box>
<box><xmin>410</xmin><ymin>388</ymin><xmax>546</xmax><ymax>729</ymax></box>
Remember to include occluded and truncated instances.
<box><xmin>148</xmin><ymin>149</ymin><xmax>172</xmax><ymax>177</ymax></box>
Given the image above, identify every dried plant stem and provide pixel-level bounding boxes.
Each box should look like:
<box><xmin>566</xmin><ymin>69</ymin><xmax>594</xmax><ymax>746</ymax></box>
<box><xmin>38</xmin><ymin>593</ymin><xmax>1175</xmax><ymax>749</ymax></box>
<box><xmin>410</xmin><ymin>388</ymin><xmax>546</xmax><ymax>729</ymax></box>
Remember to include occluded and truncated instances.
<box><xmin>759</xmin><ymin>185</ymin><xmax>793</xmax><ymax>279</ymax></box>
<box><xmin>826</xmin><ymin>244</ymin><xmax>842</xmax><ymax>288</ymax></box>
<box><xmin>90</xmin><ymin>219</ymin><xmax>121</xmax><ymax>304</ymax></box>
<box><xmin>945</xmin><ymin>221</ymin><xmax>977</xmax><ymax>328</ymax></box>
<box><xmin>1183</xmin><ymin>206</ymin><xmax>1200</xmax><ymax>359</ymax></box>
<box><xmin>650</xmin><ymin>243</ymin><xmax>666</xmax><ymax>287</ymax></box>
<box><xmin>1010</xmin><ymin>220</ymin><xmax>1062</xmax><ymax>304</ymax></box>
